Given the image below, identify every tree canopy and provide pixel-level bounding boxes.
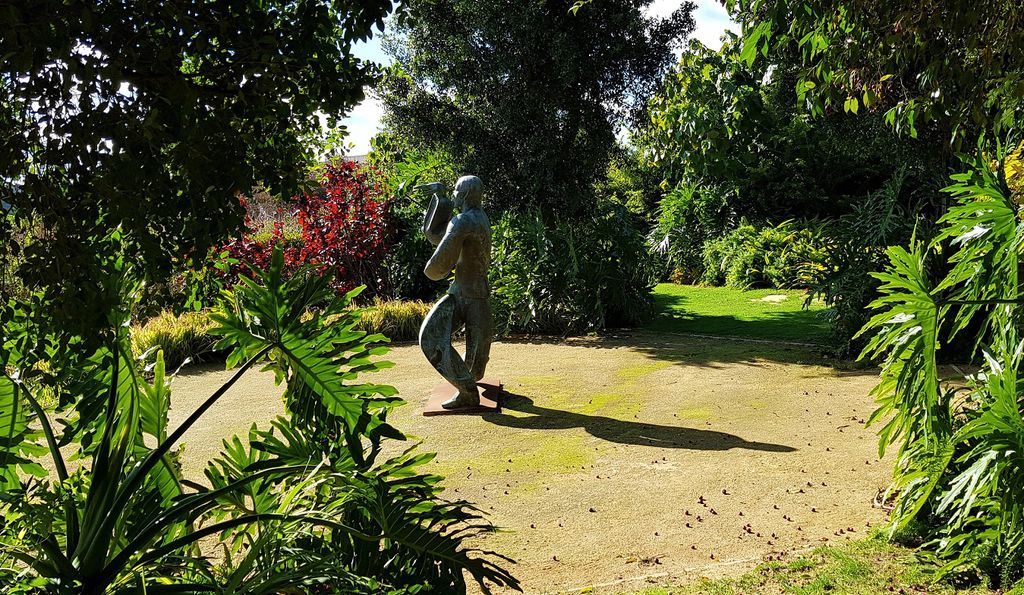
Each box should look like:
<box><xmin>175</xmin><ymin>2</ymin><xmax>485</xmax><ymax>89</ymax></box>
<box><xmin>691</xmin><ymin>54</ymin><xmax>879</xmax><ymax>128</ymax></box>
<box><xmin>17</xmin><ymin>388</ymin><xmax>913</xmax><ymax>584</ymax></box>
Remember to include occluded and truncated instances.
<box><xmin>375</xmin><ymin>0</ymin><xmax>695</xmax><ymax>215</ymax></box>
<box><xmin>643</xmin><ymin>35</ymin><xmax>951</xmax><ymax>276</ymax></box>
<box><xmin>0</xmin><ymin>0</ymin><xmax>393</xmax><ymax>339</ymax></box>
<box><xmin>729</xmin><ymin>0</ymin><xmax>1024</xmax><ymax>143</ymax></box>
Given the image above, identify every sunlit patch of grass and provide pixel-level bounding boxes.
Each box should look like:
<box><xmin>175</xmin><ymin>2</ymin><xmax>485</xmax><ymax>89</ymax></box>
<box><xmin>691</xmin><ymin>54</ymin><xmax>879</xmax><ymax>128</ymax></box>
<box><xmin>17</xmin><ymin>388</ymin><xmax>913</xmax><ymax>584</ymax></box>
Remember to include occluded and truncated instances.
<box><xmin>581</xmin><ymin>391</ymin><xmax>641</xmax><ymax>418</ymax></box>
<box><xmin>787</xmin><ymin>557</ymin><xmax>816</xmax><ymax>571</ymax></box>
<box><xmin>494</xmin><ymin>433</ymin><xmax>594</xmax><ymax>473</ymax></box>
<box><xmin>648</xmin><ymin>283</ymin><xmax>830</xmax><ymax>344</ymax></box>
<box><xmin>516</xmin><ymin>362</ymin><xmax>662</xmax><ymax>420</ymax></box>
<box><xmin>622</xmin><ymin>534</ymin><xmax>997</xmax><ymax>594</ymax></box>
<box><xmin>513</xmin><ymin>375</ymin><xmax>564</xmax><ymax>391</ymax></box>
<box><xmin>431</xmin><ymin>432</ymin><xmax>595</xmax><ymax>477</ymax></box>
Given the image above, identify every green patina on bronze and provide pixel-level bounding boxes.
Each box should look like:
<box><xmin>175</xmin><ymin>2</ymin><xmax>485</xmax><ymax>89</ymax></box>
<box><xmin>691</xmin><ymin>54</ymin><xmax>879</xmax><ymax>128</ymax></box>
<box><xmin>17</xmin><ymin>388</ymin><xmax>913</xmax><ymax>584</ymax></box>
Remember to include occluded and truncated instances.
<box><xmin>416</xmin><ymin>176</ymin><xmax>495</xmax><ymax>409</ymax></box>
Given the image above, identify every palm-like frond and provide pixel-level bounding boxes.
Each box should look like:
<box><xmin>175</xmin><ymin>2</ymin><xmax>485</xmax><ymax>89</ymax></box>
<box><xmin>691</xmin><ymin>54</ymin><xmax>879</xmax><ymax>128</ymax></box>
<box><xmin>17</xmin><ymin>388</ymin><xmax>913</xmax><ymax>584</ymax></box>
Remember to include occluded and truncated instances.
<box><xmin>858</xmin><ymin>241</ymin><xmax>950</xmax><ymax>456</ymax></box>
<box><xmin>934</xmin><ymin>147</ymin><xmax>1023</xmax><ymax>344</ymax></box>
<box><xmin>210</xmin><ymin>248</ymin><xmax>401</xmax><ymax>437</ymax></box>
<box><xmin>206</xmin><ymin>422</ymin><xmax>520</xmax><ymax>593</ymax></box>
<box><xmin>936</xmin><ymin>336</ymin><xmax>1024</xmax><ymax>571</ymax></box>
<box><xmin>858</xmin><ymin>140</ymin><xmax>1024</xmax><ymax>582</ymax></box>
<box><xmin>2</xmin><ymin>244</ymin><xmax>517</xmax><ymax>593</ymax></box>
<box><xmin>0</xmin><ymin>376</ymin><xmax>47</xmax><ymax>490</ymax></box>
<box><xmin>331</xmin><ymin>452</ymin><xmax>520</xmax><ymax>594</ymax></box>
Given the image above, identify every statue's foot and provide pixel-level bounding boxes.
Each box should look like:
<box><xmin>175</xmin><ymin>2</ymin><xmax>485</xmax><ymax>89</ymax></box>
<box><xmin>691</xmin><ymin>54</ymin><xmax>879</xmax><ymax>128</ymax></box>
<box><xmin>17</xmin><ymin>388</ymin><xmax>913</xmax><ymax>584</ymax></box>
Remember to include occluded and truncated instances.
<box><xmin>441</xmin><ymin>390</ymin><xmax>480</xmax><ymax>409</ymax></box>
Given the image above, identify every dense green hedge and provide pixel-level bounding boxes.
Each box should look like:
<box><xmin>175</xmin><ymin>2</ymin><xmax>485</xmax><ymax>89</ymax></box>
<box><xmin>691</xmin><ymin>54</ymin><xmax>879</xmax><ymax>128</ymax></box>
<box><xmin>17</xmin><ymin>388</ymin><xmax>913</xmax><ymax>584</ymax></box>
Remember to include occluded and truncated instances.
<box><xmin>490</xmin><ymin>201</ymin><xmax>656</xmax><ymax>335</ymax></box>
<box><xmin>701</xmin><ymin>220</ymin><xmax>831</xmax><ymax>289</ymax></box>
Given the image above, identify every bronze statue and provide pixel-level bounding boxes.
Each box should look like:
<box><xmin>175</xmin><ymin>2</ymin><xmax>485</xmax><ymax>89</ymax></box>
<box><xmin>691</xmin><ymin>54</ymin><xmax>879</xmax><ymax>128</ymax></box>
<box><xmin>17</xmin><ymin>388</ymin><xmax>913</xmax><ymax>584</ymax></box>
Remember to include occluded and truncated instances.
<box><xmin>416</xmin><ymin>175</ymin><xmax>493</xmax><ymax>409</ymax></box>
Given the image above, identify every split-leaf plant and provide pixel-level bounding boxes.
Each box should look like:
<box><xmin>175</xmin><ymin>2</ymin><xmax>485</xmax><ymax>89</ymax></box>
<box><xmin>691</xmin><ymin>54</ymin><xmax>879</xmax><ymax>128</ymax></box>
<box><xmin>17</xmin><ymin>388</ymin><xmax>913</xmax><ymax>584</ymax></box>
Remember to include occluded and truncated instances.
<box><xmin>858</xmin><ymin>136</ymin><xmax>1024</xmax><ymax>587</ymax></box>
<box><xmin>0</xmin><ymin>246</ymin><xmax>519</xmax><ymax>593</ymax></box>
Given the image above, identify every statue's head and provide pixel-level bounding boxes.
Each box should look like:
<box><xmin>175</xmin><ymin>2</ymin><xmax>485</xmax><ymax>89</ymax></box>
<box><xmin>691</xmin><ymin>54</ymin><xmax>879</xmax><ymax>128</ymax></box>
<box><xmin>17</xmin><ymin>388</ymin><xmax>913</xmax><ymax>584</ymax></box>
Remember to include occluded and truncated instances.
<box><xmin>453</xmin><ymin>175</ymin><xmax>483</xmax><ymax>209</ymax></box>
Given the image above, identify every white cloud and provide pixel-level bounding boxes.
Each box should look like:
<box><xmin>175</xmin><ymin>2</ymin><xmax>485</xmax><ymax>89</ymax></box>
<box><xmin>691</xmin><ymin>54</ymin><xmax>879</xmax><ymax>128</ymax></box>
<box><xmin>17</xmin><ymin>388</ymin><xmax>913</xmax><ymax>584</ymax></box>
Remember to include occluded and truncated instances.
<box><xmin>647</xmin><ymin>0</ymin><xmax>736</xmax><ymax>50</ymax></box>
<box><xmin>692</xmin><ymin>1</ymin><xmax>737</xmax><ymax>48</ymax></box>
<box><xmin>644</xmin><ymin>0</ymin><xmax>683</xmax><ymax>18</ymax></box>
<box><xmin>340</xmin><ymin>93</ymin><xmax>383</xmax><ymax>155</ymax></box>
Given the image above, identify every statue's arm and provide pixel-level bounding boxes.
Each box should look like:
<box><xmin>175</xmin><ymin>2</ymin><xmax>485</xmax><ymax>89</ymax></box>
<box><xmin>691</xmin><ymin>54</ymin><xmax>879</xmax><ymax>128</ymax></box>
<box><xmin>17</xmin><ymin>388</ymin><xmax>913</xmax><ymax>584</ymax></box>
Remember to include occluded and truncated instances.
<box><xmin>424</xmin><ymin>220</ymin><xmax>463</xmax><ymax>281</ymax></box>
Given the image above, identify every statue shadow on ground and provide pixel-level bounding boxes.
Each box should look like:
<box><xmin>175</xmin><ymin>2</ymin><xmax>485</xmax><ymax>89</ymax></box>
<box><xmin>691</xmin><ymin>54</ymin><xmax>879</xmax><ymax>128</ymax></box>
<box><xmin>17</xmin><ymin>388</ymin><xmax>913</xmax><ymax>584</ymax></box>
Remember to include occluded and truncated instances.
<box><xmin>482</xmin><ymin>392</ymin><xmax>796</xmax><ymax>453</ymax></box>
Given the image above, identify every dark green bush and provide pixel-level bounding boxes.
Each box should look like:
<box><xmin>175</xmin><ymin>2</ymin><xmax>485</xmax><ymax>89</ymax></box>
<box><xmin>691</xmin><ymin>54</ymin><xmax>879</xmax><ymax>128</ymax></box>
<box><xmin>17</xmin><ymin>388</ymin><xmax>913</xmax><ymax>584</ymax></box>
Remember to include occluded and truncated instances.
<box><xmin>597</xmin><ymin>146</ymin><xmax>666</xmax><ymax>220</ymax></box>
<box><xmin>490</xmin><ymin>201</ymin><xmax>656</xmax><ymax>335</ymax></box>
<box><xmin>651</xmin><ymin>183</ymin><xmax>734</xmax><ymax>282</ymax></box>
<box><xmin>809</xmin><ymin>170</ymin><xmax>921</xmax><ymax>355</ymax></box>
<box><xmin>381</xmin><ymin>198</ymin><xmax>440</xmax><ymax>302</ymax></box>
<box><xmin>701</xmin><ymin>220</ymin><xmax>831</xmax><ymax>289</ymax></box>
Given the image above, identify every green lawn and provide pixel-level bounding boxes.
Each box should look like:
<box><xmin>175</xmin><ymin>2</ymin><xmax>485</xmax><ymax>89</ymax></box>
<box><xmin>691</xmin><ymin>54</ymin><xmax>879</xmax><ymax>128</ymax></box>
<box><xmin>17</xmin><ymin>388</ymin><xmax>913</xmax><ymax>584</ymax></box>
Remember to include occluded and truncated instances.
<box><xmin>647</xmin><ymin>283</ymin><xmax>831</xmax><ymax>344</ymax></box>
<box><xmin>626</xmin><ymin>535</ymin><xmax>997</xmax><ymax>594</ymax></box>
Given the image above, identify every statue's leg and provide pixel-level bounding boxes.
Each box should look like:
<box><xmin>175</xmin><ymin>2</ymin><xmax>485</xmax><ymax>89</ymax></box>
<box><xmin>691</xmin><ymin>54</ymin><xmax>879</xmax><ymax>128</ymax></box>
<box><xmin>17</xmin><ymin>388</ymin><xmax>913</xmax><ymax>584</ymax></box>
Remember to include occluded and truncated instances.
<box><xmin>463</xmin><ymin>298</ymin><xmax>493</xmax><ymax>382</ymax></box>
<box><xmin>419</xmin><ymin>294</ymin><xmax>479</xmax><ymax>408</ymax></box>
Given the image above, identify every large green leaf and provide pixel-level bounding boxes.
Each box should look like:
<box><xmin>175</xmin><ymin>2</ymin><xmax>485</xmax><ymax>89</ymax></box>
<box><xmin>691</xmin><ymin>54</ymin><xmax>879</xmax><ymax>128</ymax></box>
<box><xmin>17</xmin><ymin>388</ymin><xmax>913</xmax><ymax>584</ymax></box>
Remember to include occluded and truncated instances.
<box><xmin>340</xmin><ymin>464</ymin><xmax>521</xmax><ymax>594</ymax></box>
<box><xmin>934</xmin><ymin>148</ymin><xmax>1022</xmax><ymax>344</ymax></box>
<box><xmin>210</xmin><ymin>247</ymin><xmax>402</xmax><ymax>436</ymax></box>
<box><xmin>2</xmin><ymin>244</ymin><xmax>516</xmax><ymax>593</ymax></box>
<box><xmin>854</xmin><ymin>143</ymin><xmax>1024</xmax><ymax>577</ymax></box>
<box><xmin>0</xmin><ymin>375</ymin><xmax>46</xmax><ymax>490</ymax></box>
<box><xmin>858</xmin><ymin>242</ymin><xmax>949</xmax><ymax>455</ymax></box>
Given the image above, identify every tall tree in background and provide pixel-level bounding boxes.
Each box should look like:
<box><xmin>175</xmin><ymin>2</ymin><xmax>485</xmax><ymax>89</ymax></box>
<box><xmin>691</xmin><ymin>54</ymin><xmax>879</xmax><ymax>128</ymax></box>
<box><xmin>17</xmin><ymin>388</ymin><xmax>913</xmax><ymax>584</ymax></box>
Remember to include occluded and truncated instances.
<box><xmin>0</xmin><ymin>0</ymin><xmax>393</xmax><ymax>341</ymax></box>
<box><xmin>375</xmin><ymin>0</ymin><xmax>694</xmax><ymax>216</ymax></box>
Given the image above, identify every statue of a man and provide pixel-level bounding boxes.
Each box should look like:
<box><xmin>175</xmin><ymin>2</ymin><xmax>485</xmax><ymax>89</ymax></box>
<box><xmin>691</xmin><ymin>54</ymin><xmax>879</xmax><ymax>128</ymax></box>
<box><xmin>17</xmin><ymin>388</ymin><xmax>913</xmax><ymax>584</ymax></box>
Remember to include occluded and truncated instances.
<box><xmin>418</xmin><ymin>175</ymin><xmax>493</xmax><ymax>409</ymax></box>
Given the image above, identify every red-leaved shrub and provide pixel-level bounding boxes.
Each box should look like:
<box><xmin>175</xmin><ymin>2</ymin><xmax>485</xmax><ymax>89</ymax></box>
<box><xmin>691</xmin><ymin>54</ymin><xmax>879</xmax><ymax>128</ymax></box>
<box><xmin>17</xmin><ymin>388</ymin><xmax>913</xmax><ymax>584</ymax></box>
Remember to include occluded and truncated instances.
<box><xmin>221</xmin><ymin>160</ymin><xmax>394</xmax><ymax>297</ymax></box>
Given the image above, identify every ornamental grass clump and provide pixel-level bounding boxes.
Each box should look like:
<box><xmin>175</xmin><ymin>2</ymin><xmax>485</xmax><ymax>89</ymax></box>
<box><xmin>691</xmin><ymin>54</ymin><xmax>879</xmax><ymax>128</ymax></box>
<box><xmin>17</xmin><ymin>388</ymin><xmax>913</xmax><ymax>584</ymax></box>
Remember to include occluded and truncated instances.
<box><xmin>131</xmin><ymin>309</ymin><xmax>217</xmax><ymax>368</ymax></box>
<box><xmin>358</xmin><ymin>299</ymin><xmax>432</xmax><ymax>342</ymax></box>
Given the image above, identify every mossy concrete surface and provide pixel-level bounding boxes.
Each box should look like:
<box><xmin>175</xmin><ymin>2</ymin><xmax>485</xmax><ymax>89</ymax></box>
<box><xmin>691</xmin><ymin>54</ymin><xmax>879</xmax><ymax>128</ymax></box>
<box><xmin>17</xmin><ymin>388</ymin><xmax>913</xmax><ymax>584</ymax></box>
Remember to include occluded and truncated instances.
<box><xmin>168</xmin><ymin>331</ymin><xmax>890</xmax><ymax>594</ymax></box>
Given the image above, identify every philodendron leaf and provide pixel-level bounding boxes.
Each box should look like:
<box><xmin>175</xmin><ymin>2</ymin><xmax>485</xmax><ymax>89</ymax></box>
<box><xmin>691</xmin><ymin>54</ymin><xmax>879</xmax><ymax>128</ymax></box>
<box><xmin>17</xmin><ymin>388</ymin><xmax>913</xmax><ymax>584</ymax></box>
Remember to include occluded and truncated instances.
<box><xmin>0</xmin><ymin>376</ymin><xmax>44</xmax><ymax>490</ymax></box>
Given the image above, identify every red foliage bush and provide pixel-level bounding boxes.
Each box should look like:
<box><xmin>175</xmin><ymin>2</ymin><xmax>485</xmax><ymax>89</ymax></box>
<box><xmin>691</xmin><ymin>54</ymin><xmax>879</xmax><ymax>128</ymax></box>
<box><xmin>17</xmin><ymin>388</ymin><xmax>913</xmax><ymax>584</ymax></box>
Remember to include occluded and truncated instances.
<box><xmin>221</xmin><ymin>160</ymin><xmax>394</xmax><ymax>297</ymax></box>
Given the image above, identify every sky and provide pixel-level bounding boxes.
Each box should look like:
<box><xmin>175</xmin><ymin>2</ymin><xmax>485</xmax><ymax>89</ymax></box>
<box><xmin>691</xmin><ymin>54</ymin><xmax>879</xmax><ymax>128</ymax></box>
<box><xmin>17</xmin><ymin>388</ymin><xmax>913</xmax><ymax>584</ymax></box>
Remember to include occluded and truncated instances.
<box><xmin>340</xmin><ymin>0</ymin><xmax>736</xmax><ymax>154</ymax></box>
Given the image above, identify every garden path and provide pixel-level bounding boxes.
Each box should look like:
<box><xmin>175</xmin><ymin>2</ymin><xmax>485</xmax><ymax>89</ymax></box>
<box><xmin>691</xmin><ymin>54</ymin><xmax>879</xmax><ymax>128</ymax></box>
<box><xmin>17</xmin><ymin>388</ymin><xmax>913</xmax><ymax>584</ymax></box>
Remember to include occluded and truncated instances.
<box><xmin>170</xmin><ymin>331</ymin><xmax>889</xmax><ymax>594</ymax></box>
